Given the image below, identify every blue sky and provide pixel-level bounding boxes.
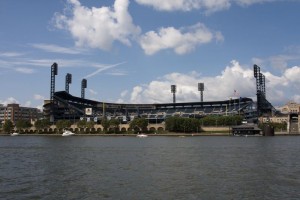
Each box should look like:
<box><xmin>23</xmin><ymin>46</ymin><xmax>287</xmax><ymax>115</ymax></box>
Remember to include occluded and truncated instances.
<box><xmin>1</xmin><ymin>0</ymin><xmax>300</xmax><ymax>109</ymax></box>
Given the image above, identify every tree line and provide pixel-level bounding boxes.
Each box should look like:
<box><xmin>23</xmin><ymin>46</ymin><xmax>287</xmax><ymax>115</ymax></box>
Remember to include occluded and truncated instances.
<box><xmin>165</xmin><ymin>115</ymin><xmax>244</xmax><ymax>133</ymax></box>
<box><xmin>0</xmin><ymin>117</ymin><xmax>150</xmax><ymax>134</ymax></box>
<box><xmin>0</xmin><ymin>115</ymin><xmax>287</xmax><ymax>134</ymax></box>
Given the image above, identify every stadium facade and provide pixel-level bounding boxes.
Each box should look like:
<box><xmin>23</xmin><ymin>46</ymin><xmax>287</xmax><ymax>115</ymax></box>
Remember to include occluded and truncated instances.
<box><xmin>43</xmin><ymin>91</ymin><xmax>257</xmax><ymax>124</ymax></box>
<box><xmin>43</xmin><ymin>63</ymin><xmax>266</xmax><ymax>125</ymax></box>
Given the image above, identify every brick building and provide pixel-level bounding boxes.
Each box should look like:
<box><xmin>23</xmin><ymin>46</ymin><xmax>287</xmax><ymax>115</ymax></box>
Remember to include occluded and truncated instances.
<box><xmin>0</xmin><ymin>103</ymin><xmax>42</xmax><ymax>124</ymax></box>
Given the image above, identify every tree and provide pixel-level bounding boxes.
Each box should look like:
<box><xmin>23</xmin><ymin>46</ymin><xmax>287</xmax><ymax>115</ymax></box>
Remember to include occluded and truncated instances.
<box><xmin>3</xmin><ymin>120</ymin><xmax>14</xmax><ymax>133</ymax></box>
<box><xmin>86</xmin><ymin>121</ymin><xmax>95</xmax><ymax>129</ymax></box>
<box><xmin>77</xmin><ymin>120</ymin><xmax>87</xmax><ymax>128</ymax></box>
<box><xmin>165</xmin><ymin>117</ymin><xmax>200</xmax><ymax>133</ymax></box>
<box><xmin>35</xmin><ymin>119</ymin><xmax>51</xmax><ymax>130</ymax></box>
<box><xmin>15</xmin><ymin>120</ymin><xmax>31</xmax><ymax>131</ymax></box>
<box><xmin>101</xmin><ymin>118</ymin><xmax>110</xmax><ymax>133</ymax></box>
<box><xmin>259</xmin><ymin>121</ymin><xmax>287</xmax><ymax>131</ymax></box>
<box><xmin>109</xmin><ymin>119</ymin><xmax>120</xmax><ymax>133</ymax></box>
<box><xmin>129</xmin><ymin>118</ymin><xmax>148</xmax><ymax>133</ymax></box>
<box><xmin>56</xmin><ymin>120</ymin><xmax>72</xmax><ymax>130</ymax></box>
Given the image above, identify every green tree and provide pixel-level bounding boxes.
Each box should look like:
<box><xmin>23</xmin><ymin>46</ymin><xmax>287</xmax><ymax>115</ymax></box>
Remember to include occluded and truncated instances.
<box><xmin>259</xmin><ymin>121</ymin><xmax>287</xmax><ymax>131</ymax></box>
<box><xmin>101</xmin><ymin>118</ymin><xmax>110</xmax><ymax>133</ymax></box>
<box><xmin>86</xmin><ymin>121</ymin><xmax>95</xmax><ymax>129</ymax></box>
<box><xmin>56</xmin><ymin>120</ymin><xmax>72</xmax><ymax>130</ymax></box>
<box><xmin>35</xmin><ymin>119</ymin><xmax>51</xmax><ymax>130</ymax></box>
<box><xmin>129</xmin><ymin>118</ymin><xmax>148</xmax><ymax>133</ymax></box>
<box><xmin>109</xmin><ymin>119</ymin><xmax>120</xmax><ymax>133</ymax></box>
<box><xmin>3</xmin><ymin>120</ymin><xmax>14</xmax><ymax>133</ymax></box>
<box><xmin>77</xmin><ymin>120</ymin><xmax>87</xmax><ymax>128</ymax></box>
<box><xmin>165</xmin><ymin>117</ymin><xmax>200</xmax><ymax>133</ymax></box>
<box><xmin>15</xmin><ymin>120</ymin><xmax>31</xmax><ymax>131</ymax></box>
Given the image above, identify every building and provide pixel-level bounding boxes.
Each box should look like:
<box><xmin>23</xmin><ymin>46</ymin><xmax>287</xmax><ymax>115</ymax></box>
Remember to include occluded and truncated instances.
<box><xmin>259</xmin><ymin>101</ymin><xmax>300</xmax><ymax>133</ymax></box>
<box><xmin>43</xmin><ymin>91</ymin><xmax>257</xmax><ymax>124</ymax></box>
<box><xmin>280</xmin><ymin>101</ymin><xmax>300</xmax><ymax>114</ymax></box>
<box><xmin>0</xmin><ymin>103</ymin><xmax>42</xmax><ymax>124</ymax></box>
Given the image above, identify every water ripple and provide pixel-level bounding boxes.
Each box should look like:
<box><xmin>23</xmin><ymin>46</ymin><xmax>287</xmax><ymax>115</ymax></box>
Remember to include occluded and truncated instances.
<box><xmin>0</xmin><ymin>136</ymin><xmax>300</xmax><ymax>199</ymax></box>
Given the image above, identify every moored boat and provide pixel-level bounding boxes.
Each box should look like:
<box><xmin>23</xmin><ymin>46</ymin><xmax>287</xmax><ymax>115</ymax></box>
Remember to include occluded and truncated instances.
<box><xmin>62</xmin><ymin>130</ymin><xmax>75</xmax><ymax>136</ymax></box>
<box><xmin>136</xmin><ymin>133</ymin><xmax>148</xmax><ymax>138</ymax></box>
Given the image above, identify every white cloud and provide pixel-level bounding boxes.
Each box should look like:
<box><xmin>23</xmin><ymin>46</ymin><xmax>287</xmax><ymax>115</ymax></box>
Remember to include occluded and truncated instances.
<box><xmin>31</xmin><ymin>43</ymin><xmax>85</xmax><ymax>54</ymax></box>
<box><xmin>135</xmin><ymin>0</ymin><xmax>274</xmax><ymax>12</ymax></box>
<box><xmin>1</xmin><ymin>54</ymin><xmax>127</xmax><ymax>79</ymax></box>
<box><xmin>34</xmin><ymin>94</ymin><xmax>45</xmax><ymax>100</ymax></box>
<box><xmin>115</xmin><ymin>99</ymin><xmax>124</xmax><ymax>103</ymax></box>
<box><xmin>283</xmin><ymin>66</ymin><xmax>300</xmax><ymax>83</ymax></box>
<box><xmin>120</xmin><ymin>90</ymin><xmax>128</xmax><ymax>98</ymax></box>
<box><xmin>15</xmin><ymin>67</ymin><xmax>35</xmax><ymax>74</ymax></box>
<box><xmin>36</xmin><ymin>105</ymin><xmax>43</xmax><ymax>111</ymax></box>
<box><xmin>24</xmin><ymin>101</ymin><xmax>31</xmax><ymax>107</ymax></box>
<box><xmin>53</xmin><ymin>0</ymin><xmax>226</xmax><ymax>55</ymax></box>
<box><xmin>236</xmin><ymin>0</ymin><xmax>276</xmax><ymax>7</ymax></box>
<box><xmin>0</xmin><ymin>96</ymin><xmax>45</xmax><ymax>109</ymax></box>
<box><xmin>83</xmin><ymin>62</ymin><xmax>126</xmax><ymax>79</ymax></box>
<box><xmin>135</xmin><ymin>0</ymin><xmax>230</xmax><ymax>12</ymax></box>
<box><xmin>0</xmin><ymin>97</ymin><xmax>19</xmax><ymax>105</ymax></box>
<box><xmin>293</xmin><ymin>95</ymin><xmax>300</xmax><ymax>103</ymax></box>
<box><xmin>115</xmin><ymin>90</ymin><xmax>128</xmax><ymax>103</ymax></box>
<box><xmin>54</xmin><ymin>0</ymin><xmax>141</xmax><ymax>51</ymax></box>
<box><xmin>89</xmin><ymin>89</ymin><xmax>98</xmax><ymax>95</ymax></box>
<box><xmin>123</xmin><ymin>60</ymin><xmax>300</xmax><ymax>106</ymax></box>
<box><xmin>0</xmin><ymin>52</ymin><xmax>25</xmax><ymax>57</ymax></box>
<box><xmin>252</xmin><ymin>54</ymin><xmax>300</xmax><ymax>72</ymax></box>
<box><xmin>140</xmin><ymin>23</ymin><xmax>222</xmax><ymax>55</ymax></box>
<box><xmin>127</xmin><ymin>60</ymin><xmax>254</xmax><ymax>103</ymax></box>
<box><xmin>106</xmin><ymin>69</ymin><xmax>127</xmax><ymax>76</ymax></box>
<box><xmin>130</xmin><ymin>86</ymin><xmax>144</xmax><ymax>103</ymax></box>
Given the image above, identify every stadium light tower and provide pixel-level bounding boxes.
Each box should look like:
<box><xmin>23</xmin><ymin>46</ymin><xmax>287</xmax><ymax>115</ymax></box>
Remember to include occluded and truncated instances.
<box><xmin>65</xmin><ymin>73</ymin><xmax>72</xmax><ymax>94</ymax></box>
<box><xmin>81</xmin><ymin>79</ymin><xmax>87</xmax><ymax>99</ymax></box>
<box><xmin>50</xmin><ymin>63</ymin><xmax>58</xmax><ymax>101</ymax></box>
<box><xmin>50</xmin><ymin>62</ymin><xmax>58</xmax><ymax>123</ymax></box>
<box><xmin>171</xmin><ymin>85</ymin><xmax>176</xmax><ymax>104</ymax></box>
<box><xmin>254</xmin><ymin>64</ymin><xmax>271</xmax><ymax>116</ymax></box>
<box><xmin>198</xmin><ymin>83</ymin><xmax>204</xmax><ymax>102</ymax></box>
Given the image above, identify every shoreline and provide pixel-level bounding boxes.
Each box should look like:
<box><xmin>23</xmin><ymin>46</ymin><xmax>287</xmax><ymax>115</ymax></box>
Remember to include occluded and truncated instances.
<box><xmin>0</xmin><ymin>132</ymin><xmax>297</xmax><ymax>136</ymax></box>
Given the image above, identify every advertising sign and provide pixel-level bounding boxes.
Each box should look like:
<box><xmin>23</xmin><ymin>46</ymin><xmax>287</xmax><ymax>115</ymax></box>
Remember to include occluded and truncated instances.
<box><xmin>85</xmin><ymin>108</ymin><xmax>92</xmax><ymax>115</ymax></box>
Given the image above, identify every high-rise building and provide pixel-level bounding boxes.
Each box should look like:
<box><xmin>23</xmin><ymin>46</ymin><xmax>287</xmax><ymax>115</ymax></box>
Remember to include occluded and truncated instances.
<box><xmin>0</xmin><ymin>104</ymin><xmax>42</xmax><ymax>124</ymax></box>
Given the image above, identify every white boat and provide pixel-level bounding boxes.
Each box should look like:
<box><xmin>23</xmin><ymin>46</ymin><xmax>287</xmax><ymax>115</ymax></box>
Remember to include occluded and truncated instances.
<box><xmin>11</xmin><ymin>132</ymin><xmax>19</xmax><ymax>136</ymax></box>
<box><xmin>136</xmin><ymin>133</ymin><xmax>148</xmax><ymax>138</ymax></box>
<box><xmin>62</xmin><ymin>130</ymin><xmax>75</xmax><ymax>136</ymax></box>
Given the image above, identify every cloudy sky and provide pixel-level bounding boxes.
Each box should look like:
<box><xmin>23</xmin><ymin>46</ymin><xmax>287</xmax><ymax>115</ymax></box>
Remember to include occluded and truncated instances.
<box><xmin>1</xmin><ymin>0</ymin><xmax>300</xmax><ymax>109</ymax></box>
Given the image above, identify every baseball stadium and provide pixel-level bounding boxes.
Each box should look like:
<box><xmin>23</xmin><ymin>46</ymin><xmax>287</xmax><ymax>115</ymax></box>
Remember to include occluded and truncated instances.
<box><xmin>43</xmin><ymin>63</ymin><xmax>276</xmax><ymax>131</ymax></box>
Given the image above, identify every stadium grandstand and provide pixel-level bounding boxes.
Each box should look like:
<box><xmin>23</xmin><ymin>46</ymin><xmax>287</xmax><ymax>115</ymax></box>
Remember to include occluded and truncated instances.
<box><xmin>43</xmin><ymin>63</ymin><xmax>274</xmax><ymax>124</ymax></box>
<box><xmin>43</xmin><ymin>91</ymin><xmax>257</xmax><ymax>124</ymax></box>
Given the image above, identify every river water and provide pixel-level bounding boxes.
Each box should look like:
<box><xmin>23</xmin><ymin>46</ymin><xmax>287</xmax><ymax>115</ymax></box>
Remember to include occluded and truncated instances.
<box><xmin>0</xmin><ymin>136</ymin><xmax>299</xmax><ymax>200</ymax></box>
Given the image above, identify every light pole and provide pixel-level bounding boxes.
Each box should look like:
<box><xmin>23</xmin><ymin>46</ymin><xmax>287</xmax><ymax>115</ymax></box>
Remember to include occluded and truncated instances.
<box><xmin>198</xmin><ymin>83</ymin><xmax>204</xmax><ymax>102</ymax></box>
<box><xmin>171</xmin><ymin>85</ymin><xmax>176</xmax><ymax>104</ymax></box>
